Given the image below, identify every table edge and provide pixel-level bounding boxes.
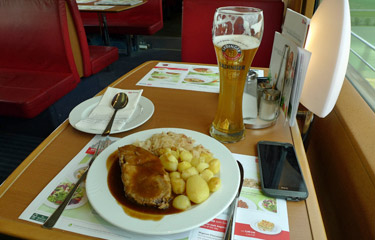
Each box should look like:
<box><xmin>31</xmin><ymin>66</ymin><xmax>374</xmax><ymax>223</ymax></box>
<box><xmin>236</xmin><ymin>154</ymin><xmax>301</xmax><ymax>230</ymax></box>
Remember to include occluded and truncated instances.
<box><xmin>0</xmin><ymin>121</ymin><xmax>70</xmax><ymax>198</ymax></box>
<box><xmin>291</xmin><ymin>124</ymin><xmax>327</xmax><ymax>240</ymax></box>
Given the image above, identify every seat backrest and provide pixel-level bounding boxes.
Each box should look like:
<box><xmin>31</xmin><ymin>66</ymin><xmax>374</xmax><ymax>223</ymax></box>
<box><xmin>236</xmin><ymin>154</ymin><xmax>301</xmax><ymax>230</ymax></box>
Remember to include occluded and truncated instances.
<box><xmin>181</xmin><ymin>0</ymin><xmax>284</xmax><ymax>67</ymax></box>
<box><xmin>65</xmin><ymin>0</ymin><xmax>92</xmax><ymax>77</ymax></box>
<box><xmin>0</xmin><ymin>0</ymin><xmax>79</xmax><ymax>76</ymax></box>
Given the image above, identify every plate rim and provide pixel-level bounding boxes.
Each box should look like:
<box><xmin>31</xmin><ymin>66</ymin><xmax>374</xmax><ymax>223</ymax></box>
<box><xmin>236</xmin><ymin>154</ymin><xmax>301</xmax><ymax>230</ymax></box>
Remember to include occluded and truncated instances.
<box><xmin>68</xmin><ymin>96</ymin><xmax>154</xmax><ymax>134</ymax></box>
<box><xmin>86</xmin><ymin>128</ymin><xmax>240</xmax><ymax>235</ymax></box>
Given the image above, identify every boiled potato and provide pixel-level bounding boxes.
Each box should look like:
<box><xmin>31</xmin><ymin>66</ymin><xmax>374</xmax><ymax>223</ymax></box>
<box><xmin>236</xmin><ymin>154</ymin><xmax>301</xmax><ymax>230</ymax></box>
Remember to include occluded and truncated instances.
<box><xmin>160</xmin><ymin>152</ymin><xmax>178</xmax><ymax>171</ymax></box>
<box><xmin>200</xmin><ymin>169</ymin><xmax>214</xmax><ymax>182</ymax></box>
<box><xmin>172</xmin><ymin>195</ymin><xmax>191</xmax><ymax>210</ymax></box>
<box><xmin>208</xmin><ymin>158</ymin><xmax>220</xmax><ymax>174</ymax></box>
<box><xmin>181</xmin><ymin>167</ymin><xmax>198</xmax><ymax>180</ymax></box>
<box><xmin>180</xmin><ymin>150</ymin><xmax>193</xmax><ymax>162</ymax></box>
<box><xmin>190</xmin><ymin>157</ymin><xmax>200</xmax><ymax>167</ymax></box>
<box><xmin>169</xmin><ymin>171</ymin><xmax>181</xmax><ymax>179</ymax></box>
<box><xmin>200</xmin><ymin>152</ymin><xmax>214</xmax><ymax>163</ymax></box>
<box><xmin>157</xmin><ymin>148</ymin><xmax>171</xmax><ymax>156</ymax></box>
<box><xmin>186</xmin><ymin>175</ymin><xmax>210</xmax><ymax>204</ymax></box>
<box><xmin>171</xmin><ymin>178</ymin><xmax>185</xmax><ymax>194</ymax></box>
<box><xmin>196</xmin><ymin>162</ymin><xmax>209</xmax><ymax>173</ymax></box>
<box><xmin>170</xmin><ymin>149</ymin><xmax>180</xmax><ymax>159</ymax></box>
<box><xmin>208</xmin><ymin>177</ymin><xmax>221</xmax><ymax>192</ymax></box>
<box><xmin>178</xmin><ymin>161</ymin><xmax>192</xmax><ymax>172</ymax></box>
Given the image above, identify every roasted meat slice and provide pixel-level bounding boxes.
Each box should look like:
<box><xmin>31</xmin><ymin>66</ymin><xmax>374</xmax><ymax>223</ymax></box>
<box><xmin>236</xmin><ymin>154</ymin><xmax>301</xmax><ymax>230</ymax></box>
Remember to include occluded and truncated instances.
<box><xmin>118</xmin><ymin>145</ymin><xmax>172</xmax><ymax>209</ymax></box>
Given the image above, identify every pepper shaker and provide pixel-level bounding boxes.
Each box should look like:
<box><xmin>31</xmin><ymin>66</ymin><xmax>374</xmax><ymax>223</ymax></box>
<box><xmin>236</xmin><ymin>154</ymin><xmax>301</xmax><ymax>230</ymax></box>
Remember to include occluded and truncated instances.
<box><xmin>257</xmin><ymin>82</ymin><xmax>272</xmax><ymax>111</ymax></box>
<box><xmin>259</xmin><ymin>89</ymin><xmax>281</xmax><ymax>121</ymax></box>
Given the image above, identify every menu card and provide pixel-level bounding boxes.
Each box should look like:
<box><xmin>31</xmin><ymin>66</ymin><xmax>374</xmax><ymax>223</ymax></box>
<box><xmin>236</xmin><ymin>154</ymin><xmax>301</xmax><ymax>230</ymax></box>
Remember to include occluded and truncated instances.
<box><xmin>282</xmin><ymin>8</ymin><xmax>310</xmax><ymax>48</ymax></box>
<box><xmin>268</xmin><ymin>34</ymin><xmax>311</xmax><ymax>127</ymax></box>
<box><xmin>19</xmin><ymin>136</ymin><xmax>289</xmax><ymax>239</ymax></box>
<box><xmin>268</xmin><ymin>9</ymin><xmax>312</xmax><ymax>127</ymax></box>
<box><xmin>76</xmin><ymin>0</ymin><xmax>96</xmax><ymax>3</ymax></box>
<box><xmin>78</xmin><ymin>5</ymin><xmax>113</xmax><ymax>10</ymax></box>
<box><xmin>136</xmin><ymin>62</ymin><xmax>264</xmax><ymax>93</ymax></box>
<box><xmin>95</xmin><ymin>0</ymin><xmax>143</xmax><ymax>6</ymax></box>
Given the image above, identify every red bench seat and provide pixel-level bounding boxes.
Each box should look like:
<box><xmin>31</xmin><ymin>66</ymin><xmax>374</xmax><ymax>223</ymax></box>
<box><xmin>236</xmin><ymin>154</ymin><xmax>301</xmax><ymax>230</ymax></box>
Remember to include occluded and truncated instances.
<box><xmin>0</xmin><ymin>0</ymin><xmax>80</xmax><ymax>118</ymax></box>
<box><xmin>0</xmin><ymin>70</ymin><xmax>78</xmax><ymax>118</ymax></box>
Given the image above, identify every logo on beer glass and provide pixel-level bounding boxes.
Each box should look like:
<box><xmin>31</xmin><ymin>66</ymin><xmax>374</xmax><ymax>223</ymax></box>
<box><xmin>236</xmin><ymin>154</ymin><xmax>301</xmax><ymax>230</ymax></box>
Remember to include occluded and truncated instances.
<box><xmin>222</xmin><ymin>44</ymin><xmax>242</xmax><ymax>60</ymax></box>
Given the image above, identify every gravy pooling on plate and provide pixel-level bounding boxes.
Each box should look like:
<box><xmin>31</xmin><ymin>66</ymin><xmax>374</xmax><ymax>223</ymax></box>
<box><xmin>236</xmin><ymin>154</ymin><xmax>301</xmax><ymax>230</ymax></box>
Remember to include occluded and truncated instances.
<box><xmin>106</xmin><ymin>132</ymin><xmax>222</xmax><ymax>220</ymax></box>
<box><xmin>106</xmin><ymin>151</ymin><xmax>181</xmax><ymax>221</ymax></box>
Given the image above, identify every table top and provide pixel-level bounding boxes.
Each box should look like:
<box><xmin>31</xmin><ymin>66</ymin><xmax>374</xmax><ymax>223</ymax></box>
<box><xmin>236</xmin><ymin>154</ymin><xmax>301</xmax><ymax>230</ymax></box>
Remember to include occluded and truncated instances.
<box><xmin>77</xmin><ymin>0</ymin><xmax>146</xmax><ymax>12</ymax></box>
<box><xmin>0</xmin><ymin>61</ymin><xmax>326</xmax><ymax>239</ymax></box>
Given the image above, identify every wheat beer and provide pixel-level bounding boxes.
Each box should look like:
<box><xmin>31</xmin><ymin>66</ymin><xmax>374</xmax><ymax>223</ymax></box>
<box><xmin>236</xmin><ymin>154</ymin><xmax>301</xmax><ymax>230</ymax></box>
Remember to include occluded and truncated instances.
<box><xmin>210</xmin><ymin>35</ymin><xmax>260</xmax><ymax>142</ymax></box>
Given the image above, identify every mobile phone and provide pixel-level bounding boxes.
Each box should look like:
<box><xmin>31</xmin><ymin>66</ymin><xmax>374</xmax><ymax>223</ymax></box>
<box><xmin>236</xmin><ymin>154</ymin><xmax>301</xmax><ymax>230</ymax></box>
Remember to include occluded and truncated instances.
<box><xmin>257</xmin><ymin>141</ymin><xmax>308</xmax><ymax>201</ymax></box>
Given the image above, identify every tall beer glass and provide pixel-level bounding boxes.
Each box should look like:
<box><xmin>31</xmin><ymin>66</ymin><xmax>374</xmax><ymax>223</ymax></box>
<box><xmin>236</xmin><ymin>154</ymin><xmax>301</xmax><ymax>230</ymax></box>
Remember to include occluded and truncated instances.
<box><xmin>210</xmin><ymin>7</ymin><xmax>263</xmax><ymax>142</ymax></box>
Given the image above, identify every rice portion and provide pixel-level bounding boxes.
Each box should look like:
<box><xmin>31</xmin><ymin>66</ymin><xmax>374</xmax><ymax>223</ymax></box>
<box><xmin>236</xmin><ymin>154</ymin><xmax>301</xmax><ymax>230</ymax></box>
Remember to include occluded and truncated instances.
<box><xmin>134</xmin><ymin>132</ymin><xmax>210</xmax><ymax>158</ymax></box>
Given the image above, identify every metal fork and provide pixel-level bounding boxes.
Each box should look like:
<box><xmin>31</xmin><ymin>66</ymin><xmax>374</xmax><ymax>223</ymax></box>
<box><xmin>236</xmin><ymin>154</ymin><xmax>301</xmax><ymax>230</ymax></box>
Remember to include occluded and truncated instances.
<box><xmin>42</xmin><ymin>139</ymin><xmax>108</xmax><ymax>229</ymax></box>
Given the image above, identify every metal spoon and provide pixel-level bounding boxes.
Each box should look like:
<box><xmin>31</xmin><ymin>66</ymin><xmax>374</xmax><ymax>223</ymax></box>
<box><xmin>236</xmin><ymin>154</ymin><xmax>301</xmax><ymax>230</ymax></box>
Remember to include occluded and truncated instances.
<box><xmin>102</xmin><ymin>92</ymin><xmax>128</xmax><ymax>136</ymax></box>
<box><xmin>224</xmin><ymin>161</ymin><xmax>244</xmax><ymax>240</ymax></box>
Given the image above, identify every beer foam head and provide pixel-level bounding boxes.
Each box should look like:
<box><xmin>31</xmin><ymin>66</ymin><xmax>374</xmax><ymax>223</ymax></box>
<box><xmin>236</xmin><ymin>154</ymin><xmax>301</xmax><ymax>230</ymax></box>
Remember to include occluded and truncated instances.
<box><xmin>213</xmin><ymin>35</ymin><xmax>260</xmax><ymax>50</ymax></box>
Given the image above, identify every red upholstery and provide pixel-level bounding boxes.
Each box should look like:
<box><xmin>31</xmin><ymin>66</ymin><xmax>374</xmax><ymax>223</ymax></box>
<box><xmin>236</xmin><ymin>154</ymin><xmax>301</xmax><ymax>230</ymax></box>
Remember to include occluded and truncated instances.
<box><xmin>181</xmin><ymin>0</ymin><xmax>284</xmax><ymax>67</ymax></box>
<box><xmin>0</xmin><ymin>0</ymin><xmax>80</xmax><ymax>118</ymax></box>
<box><xmin>66</xmin><ymin>0</ymin><xmax>119</xmax><ymax>77</ymax></box>
<box><xmin>89</xmin><ymin>45</ymin><xmax>119</xmax><ymax>74</ymax></box>
<box><xmin>80</xmin><ymin>0</ymin><xmax>163</xmax><ymax>35</ymax></box>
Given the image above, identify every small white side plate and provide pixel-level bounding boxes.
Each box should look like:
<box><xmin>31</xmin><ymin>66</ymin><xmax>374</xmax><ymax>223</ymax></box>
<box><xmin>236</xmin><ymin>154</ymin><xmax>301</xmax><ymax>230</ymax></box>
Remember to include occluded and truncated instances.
<box><xmin>69</xmin><ymin>96</ymin><xmax>154</xmax><ymax>134</ymax></box>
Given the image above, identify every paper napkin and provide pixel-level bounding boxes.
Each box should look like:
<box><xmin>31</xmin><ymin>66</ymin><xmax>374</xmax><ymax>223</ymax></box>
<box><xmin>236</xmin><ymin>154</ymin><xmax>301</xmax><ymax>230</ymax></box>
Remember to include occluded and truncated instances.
<box><xmin>76</xmin><ymin>87</ymin><xmax>143</xmax><ymax>133</ymax></box>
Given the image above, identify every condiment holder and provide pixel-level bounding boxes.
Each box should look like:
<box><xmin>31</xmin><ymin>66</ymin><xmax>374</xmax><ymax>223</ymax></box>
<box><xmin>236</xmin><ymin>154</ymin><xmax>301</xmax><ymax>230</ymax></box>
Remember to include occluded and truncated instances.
<box><xmin>242</xmin><ymin>70</ymin><xmax>281</xmax><ymax>129</ymax></box>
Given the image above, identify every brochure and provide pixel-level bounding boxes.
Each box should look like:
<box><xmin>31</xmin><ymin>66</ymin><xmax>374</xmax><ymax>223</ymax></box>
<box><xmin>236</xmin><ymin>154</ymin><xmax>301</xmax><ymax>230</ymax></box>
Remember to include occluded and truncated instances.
<box><xmin>289</xmin><ymin>48</ymin><xmax>311</xmax><ymax>127</ymax></box>
<box><xmin>269</xmin><ymin>32</ymin><xmax>299</xmax><ymax>120</ymax></box>
<box><xmin>279</xmin><ymin>8</ymin><xmax>312</xmax><ymax>126</ymax></box>
<box><xmin>282</xmin><ymin>8</ymin><xmax>311</xmax><ymax>48</ymax></box>
<box><xmin>19</xmin><ymin>136</ymin><xmax>289</xmax><ymax>240</ymax></box>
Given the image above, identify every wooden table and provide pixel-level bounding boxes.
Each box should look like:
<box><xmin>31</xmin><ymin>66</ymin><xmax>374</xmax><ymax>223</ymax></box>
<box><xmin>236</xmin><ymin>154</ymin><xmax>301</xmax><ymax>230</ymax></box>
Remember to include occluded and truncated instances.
<box><xmin>0</xmin><ymin>61</ymin><xmax>326</xmax><ymax>239</ymax></box>
<box><xmin>77</xmin><ymin>0</ymin><xmax>147</xmax><ymax>45</ymax></box>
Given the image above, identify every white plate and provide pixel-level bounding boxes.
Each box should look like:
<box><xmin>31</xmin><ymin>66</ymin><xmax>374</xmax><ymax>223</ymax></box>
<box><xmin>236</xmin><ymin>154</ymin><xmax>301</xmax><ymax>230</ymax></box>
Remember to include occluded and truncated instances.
<box><xmin>86</xmin><ymin>128</ymin><xmax>240</xmax><ymax>235</ymax></box>
<box><xmin>69</xmin><ymin>96</ymin><xmax>154</xmax><ymax>134</ymax></box>
<box><xmin>250</xmin><ymin>219</ymin><xmax>282</xmax><ymax>235</ymax></box>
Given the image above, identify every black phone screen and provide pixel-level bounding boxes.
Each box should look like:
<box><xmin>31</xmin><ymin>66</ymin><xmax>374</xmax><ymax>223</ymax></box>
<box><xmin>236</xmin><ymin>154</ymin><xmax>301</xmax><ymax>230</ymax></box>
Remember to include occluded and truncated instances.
<box><xmin>258</xmin><ymin>142</ymin><xmax>308</xmax><ymax>193</ymax></box>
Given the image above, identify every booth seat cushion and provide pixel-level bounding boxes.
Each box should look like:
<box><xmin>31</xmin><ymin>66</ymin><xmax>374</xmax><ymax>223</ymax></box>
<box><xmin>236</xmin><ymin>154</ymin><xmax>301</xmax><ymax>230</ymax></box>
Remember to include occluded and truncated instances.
<box><xmin>89</xmin><ymin>45</ymin><xmax>119</xmax><ymax>74</ymax></box>
<box><xmin>0</xmin><ymin>70</ymin><xmax>78</xmax><ymax>118</ymax></box>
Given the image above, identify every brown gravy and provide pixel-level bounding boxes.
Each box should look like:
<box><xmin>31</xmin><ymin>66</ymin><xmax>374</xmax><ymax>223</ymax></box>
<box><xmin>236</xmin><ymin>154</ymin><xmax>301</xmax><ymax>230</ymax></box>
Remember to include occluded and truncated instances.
<box><xmin>106</xmin><ymin>150</ymin><xmax>182</xmax><ymax>221</ymax></box>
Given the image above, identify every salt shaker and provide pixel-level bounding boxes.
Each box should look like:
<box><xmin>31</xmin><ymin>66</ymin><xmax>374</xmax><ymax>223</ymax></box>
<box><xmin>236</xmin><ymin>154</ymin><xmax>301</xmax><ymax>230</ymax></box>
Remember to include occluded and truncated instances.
<box><xmin>259</xmin><ymin>89</ymin><xmax>281</xmax><ymax>121</ymax></box>
<box><xmin>243</xmin><ymin>70</ymin><xmax>258</xmax><ymax>119</ymax></box>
